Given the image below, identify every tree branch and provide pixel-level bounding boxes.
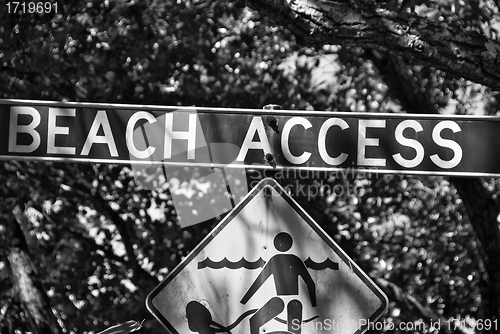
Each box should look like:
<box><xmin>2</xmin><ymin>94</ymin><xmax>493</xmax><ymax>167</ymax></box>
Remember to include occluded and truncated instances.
<box><xmin>247</xmin><ymin>0</ymin><xmax>500</xmax><ymax>91</ymax></box>
<box><xmin>376</xmin><ymin>277</ymin><xmax>469</xmax><ymax>334</ymax></box>
<box><xmin>37</xmin><ymin>208</ymin><xmax>129</xmax><ymax>266</ymax></box>
<box><xmin>69</xmin><ymin>181</ymin><xmax>159</xmax><ymax>286</ymax></box>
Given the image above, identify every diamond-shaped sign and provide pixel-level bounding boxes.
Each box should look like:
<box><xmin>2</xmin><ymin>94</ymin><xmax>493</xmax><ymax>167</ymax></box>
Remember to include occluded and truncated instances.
<box><xmin>146</xmin><ymin>178</ymin><xmax>388</xmax><ymax>334</ymax></box>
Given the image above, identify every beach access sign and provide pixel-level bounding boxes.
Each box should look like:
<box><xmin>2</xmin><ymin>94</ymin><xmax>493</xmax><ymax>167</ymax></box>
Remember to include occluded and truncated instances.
<box><xmin>0</xmin><ymin>99</ymin><xmax>498</xmax><ymax>177</ymax></box>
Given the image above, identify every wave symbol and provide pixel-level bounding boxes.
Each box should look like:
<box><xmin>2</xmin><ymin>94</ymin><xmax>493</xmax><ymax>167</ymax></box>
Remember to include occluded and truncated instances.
<box><xmin>198</xmin><ymin>258</ymin><xmax>266</xmax><ymax>269</ymax></box>
<box><xmin>304</xmin><ymin>258</ymin><xmax>339</xmax><ymax>270</ymax></box>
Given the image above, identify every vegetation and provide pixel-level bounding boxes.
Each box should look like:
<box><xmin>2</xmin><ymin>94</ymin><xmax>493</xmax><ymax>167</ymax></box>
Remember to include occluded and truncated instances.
<box><xmin>0</xmin><ymin>0</ymin><xmax>499</xmax><ymax>333</ymax></box>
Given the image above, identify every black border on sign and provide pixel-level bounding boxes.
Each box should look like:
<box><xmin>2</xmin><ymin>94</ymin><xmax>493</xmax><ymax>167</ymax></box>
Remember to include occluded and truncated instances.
<box><xmin>145</xmin><ymin>178</ymin><xmax>388</xmax><ymax>334</ymax></box>
<box><xmin>2</xmin><ymin>98</ymin><xmax>500</xmax><ymax>119</ymax></box>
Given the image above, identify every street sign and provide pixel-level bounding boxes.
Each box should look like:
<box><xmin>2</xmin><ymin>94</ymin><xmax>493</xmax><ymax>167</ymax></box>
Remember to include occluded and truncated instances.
<box><xmin>2</xmin><ymin>98</ymin><xmax>500</xmax><ymax>176</ymax></box>
<box><xmin>146</xmin><ymin>178</ymin><xmax>388</xmax><ymax>334</ymax></box>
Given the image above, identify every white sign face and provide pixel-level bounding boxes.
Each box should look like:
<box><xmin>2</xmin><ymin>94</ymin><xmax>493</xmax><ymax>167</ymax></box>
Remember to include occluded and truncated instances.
<box><xmin>146</xmin><ymin>178</ymin><xmax>388</xmax><ymax>334</ymax></box>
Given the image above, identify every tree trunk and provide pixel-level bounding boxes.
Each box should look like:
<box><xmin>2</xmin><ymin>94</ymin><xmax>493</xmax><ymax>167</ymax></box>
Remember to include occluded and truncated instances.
<box><xmin>5</xmin><ymin>206</ymin><xmax>62</xmax><ymax>334</ymax></box>
<box><xmin>369</xmin><ymin>52</ymin><xmax>500</xmax><ymax>328</ymax></box>
<box><xmin>450</xmin><ymin>177</ymin><xmax>500</xmax><ymax>325</ymax></box>
<box><xmin>247</xmin><ymin>0</ymin><xmax>500</xmax><ymax>90</ymax></box>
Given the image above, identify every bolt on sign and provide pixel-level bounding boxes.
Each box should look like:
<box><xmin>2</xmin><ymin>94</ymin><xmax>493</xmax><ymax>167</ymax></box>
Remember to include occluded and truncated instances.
<box><xmin>146</xmin><ymin>178</ymin><xmax>388</xmax><ymax>334</ymax></box>
<box><xmin>2</xmin><ymin>99</ymin><xmax>500</xmax><ymax>176</ymax></box>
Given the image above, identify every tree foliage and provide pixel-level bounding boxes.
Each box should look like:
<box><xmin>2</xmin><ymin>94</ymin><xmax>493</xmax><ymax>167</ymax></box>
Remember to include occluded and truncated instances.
<box><xmin>1</xmin><ymin>0</ymin><xmax>499</xmax><ymax>333</ymax></box>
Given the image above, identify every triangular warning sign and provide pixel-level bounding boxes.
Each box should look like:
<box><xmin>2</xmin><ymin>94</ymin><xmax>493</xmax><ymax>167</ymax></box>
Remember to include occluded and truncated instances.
<box><xmin>147</xmin><ymin>178</ymin><xmax>388</xmax><ymax>334</ymax></box>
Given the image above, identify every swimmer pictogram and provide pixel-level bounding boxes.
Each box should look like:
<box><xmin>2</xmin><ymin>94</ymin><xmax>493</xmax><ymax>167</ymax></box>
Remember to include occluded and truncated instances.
<box><xmin>146</xmin><ymin>178</ymin><xmax>388</xmax><ymax>334</ymax></box>
<box><xmin>187</xmin><ymin>232</ymin><xmax>339</xmax><ymax>334</ymax></box>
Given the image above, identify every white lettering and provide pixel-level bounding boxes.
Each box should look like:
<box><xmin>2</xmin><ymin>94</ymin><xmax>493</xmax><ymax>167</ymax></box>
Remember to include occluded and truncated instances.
<box><xmin>319</xmin><ymin>118</ymin><xmax>349</xmax><ymax>165</ymax></box>
<box><xmin>393</xmin><ymin>120</ymin><xmax>424</xmax><ymax>168</ymax></box>
<box><xmin>430</xmin><ymin>120</ymin><xmax>462</xmax><ymax>169</ymax></box>
<box><xmin>47</xmin><ymin>108</ymin><xmax>76</xmax><ymax>155</ymax></box>
<box><xmin>281</xmin><ymin>117</ymin><xmax>312</xmax><ymax>164</ymax></box>
<box><xmin>236</xmin><ymin>117</ymin><xmax>271</xmax><ymax>161</ymax></box>
<box><xmin>164</xmin><ymin>113</ymin><xmax>197</xmax><ymax>159</ymax></box>
<box><xmin>8</xmin><ymin>106</ymin><xmax>41</xmax><ymax>153</ymax></box>
<box><xmin>358</xmin><ymin>119</ymin><xmax>386</xmax><ymax>166</ymax></box>
<box><xmin>126</xmin><ymin>112</ymin><xmax>157</xmax><ymax>159</ymax></box>
<box><xmin>81</xmin><ymin>110</ymin><xmax>118</xmax><ymax>157</ymax></box>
